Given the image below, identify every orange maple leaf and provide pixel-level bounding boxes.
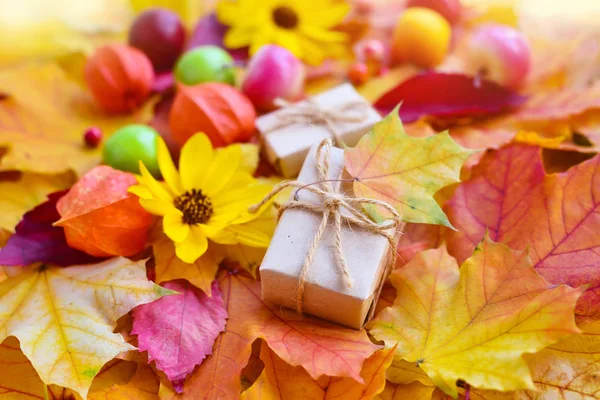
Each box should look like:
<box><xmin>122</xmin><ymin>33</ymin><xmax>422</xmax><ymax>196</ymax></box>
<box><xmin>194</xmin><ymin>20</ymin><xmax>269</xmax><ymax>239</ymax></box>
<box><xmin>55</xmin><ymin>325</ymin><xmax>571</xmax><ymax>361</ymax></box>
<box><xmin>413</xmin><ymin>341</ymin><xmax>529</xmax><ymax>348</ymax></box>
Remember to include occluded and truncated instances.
<box><xmin>240</xmin><ymin>342</ymin><xmax>396</xmax><ymax>399</ymax></box>
<box><xmin>161</xmin><ymin>273</ymin><xmax>380</xmax><ymax>399</ymax></box>
<box><xmin>445</xmin><ymin>144</ymin><xmax>600</xmax><ymax>321</ymax></box>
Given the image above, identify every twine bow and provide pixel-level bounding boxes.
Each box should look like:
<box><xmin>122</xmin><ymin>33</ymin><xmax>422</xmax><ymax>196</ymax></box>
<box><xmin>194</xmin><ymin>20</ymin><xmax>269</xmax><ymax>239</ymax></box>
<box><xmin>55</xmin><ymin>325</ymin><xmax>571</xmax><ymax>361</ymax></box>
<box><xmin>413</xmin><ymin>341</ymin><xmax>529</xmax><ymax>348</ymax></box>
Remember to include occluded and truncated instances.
<box><xmin>249</xmin><ymin>139</ymin><xmax>401</xmax><ymax>314</ymax></box>
<box><xmin>266</xmin><ymin>98</ymin><xmax>370</xmax><ymax>146</ymax></box>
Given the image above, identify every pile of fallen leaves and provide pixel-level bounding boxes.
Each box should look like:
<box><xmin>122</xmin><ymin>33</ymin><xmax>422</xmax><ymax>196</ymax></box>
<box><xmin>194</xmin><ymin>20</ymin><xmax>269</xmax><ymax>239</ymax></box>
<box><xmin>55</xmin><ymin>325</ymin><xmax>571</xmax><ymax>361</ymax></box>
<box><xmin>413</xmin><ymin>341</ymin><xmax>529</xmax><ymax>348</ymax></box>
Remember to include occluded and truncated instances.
<box><xmin>1</xmin><ymin>1</ymin><xmax>600</xmax><ymax>400</ymax></box>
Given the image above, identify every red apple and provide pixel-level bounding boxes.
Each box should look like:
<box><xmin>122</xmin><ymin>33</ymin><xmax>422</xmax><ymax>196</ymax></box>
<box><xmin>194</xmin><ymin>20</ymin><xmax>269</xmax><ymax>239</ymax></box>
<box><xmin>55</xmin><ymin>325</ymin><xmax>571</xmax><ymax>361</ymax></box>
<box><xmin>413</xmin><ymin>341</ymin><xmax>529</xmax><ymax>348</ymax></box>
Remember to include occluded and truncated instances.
<box><xmin>406</xmin><ymin>0</ymin><xmax>461</xmax><ymax>25</ymax></box>
<box><xmin>242</xmin><ymin>45</ymin><xmax>305</xmax><ymax>111</ymax></box>
<box><xmin>467</xmin><ymin>24</ymin><xmax>531</xmax><ymax>89</ymax></box>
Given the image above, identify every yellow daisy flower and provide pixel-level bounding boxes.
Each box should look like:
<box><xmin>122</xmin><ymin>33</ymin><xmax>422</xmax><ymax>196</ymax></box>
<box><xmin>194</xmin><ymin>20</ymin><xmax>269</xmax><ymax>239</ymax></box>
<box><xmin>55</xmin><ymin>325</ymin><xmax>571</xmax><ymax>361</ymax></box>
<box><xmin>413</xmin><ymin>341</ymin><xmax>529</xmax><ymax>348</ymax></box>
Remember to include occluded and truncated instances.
<box><xmin>129</xmin><ymin>133</ymin><xmax>272</xmax><ymax>264</ymax></box>
<box><xmin>217</xmin><ymin>0</ymin><xmax>350</xmax><ymax>65</ymax></box>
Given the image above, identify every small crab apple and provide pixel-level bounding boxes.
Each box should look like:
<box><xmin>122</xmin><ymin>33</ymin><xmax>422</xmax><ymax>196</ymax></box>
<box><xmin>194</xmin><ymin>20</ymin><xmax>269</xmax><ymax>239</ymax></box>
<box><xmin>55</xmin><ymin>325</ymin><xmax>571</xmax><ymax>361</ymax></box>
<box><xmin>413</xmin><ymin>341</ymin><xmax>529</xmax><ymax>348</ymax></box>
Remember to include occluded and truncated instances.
<box><xmin>348</xmin><ymin>63</ymin><xmax>370</xmax><ymax>86</ymax></box>
<box><xmin>84</xmin><ymin>127</ymin><xmax>103</xmax><ymax>148</ymax></box>
<box><xmin>466</xmin><ymin>24</ymin><xmax>531</xmax><ymax>89</ymax></box>
<box><xmin>406</xmin><ymin>0</ymin><xmax>462</xmax><ymax>25</ymax></box>
<box><xmin>242</xmin><ymin>44</ymin><xmax>305</xmax><ymax>111</ymax></box>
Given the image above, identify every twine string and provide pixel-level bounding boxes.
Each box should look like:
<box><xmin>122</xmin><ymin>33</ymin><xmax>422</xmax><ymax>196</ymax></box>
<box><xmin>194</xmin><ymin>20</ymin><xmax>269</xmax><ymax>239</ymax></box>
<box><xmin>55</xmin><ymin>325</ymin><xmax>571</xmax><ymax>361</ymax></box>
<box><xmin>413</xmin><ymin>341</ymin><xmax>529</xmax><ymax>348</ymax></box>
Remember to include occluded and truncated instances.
<box><xmin>266</xmin><ymin>98</ymin><xmax>370</xmax><ymax>146</ymax></box>
<box><xmin>249</xmin><ymin>139</ymin><xmax>401</xmax><ymax>314</ymax></box>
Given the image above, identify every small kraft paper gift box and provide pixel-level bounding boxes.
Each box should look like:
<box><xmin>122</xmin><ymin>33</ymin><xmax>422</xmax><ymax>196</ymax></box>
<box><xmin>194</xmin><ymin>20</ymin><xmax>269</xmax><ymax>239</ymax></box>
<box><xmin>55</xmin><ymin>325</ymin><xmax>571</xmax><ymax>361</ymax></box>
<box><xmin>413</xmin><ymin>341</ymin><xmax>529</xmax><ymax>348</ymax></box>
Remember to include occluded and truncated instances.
<box><xmin>256</xmin><ymin>140</ymin><xmax>401</xmax><ymax>329</ymax></box>
<box><xmin>255</xmin><ymin>83</ymin><xmax>381</xmax><ymax>178</ymax></box>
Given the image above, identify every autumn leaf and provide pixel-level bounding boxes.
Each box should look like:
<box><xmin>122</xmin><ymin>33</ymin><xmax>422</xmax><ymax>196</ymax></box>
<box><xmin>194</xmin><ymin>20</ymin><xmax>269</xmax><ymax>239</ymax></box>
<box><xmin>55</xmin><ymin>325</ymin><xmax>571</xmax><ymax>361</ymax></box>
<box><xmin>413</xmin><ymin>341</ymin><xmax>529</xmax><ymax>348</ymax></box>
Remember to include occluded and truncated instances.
<box><xmin>240</xmin><ymin>342</ymin><xmax>396</xmax><ymax>399</ymax></box>
<box><xmin>132</xmin><ymin>280</ymin><xmax>227</xmax><ymax>393</ymax></box>
<box><xmin>513</xmin><ymin>130</ymin><xmax>570</xmax><ymax>148</ymax></box>
<box><xmin>56</xmin><ymin>166</ymin><xmax>154</xmax><ymax>257</ymax></box>
<box><xmin>0</xmin><ymin>63</ymin><xmax>154</xmax><ymax>176</ymax></box>
<box><xmin>368</xmin><ymin>237</ymin><xmax>582</xmax><ymax>397</ymax></box>
<box><xmin>153</xmin><ymin>232</ymin><xmax>222</xmax><ymax>295</ymax></box>
<box><xmin>97</xmin><ymin>364</ymin><xmax>160</xmax><ymax>400</ymax></box>
<box><xmin>373</xmin><ymin>72</ymin><xmax>526</xmax><ymax>122</ymax></box>
<box><xmin>0</xmin><ymin>172</ymin><xmax>73</xmax><ymax>232</ymax></box>
<box><xmin>444</xmin><ymin>144</ymin><xmax>600</xmax><ymax>320</ymax></box>
<box><xmin>375</xmin><ymin>381</ymin><xmax>436</xmax><ymax>400</ymax></box>
<box><xmin>515</xmin><ymin>80</ymin><xmax>600</xmax><ymax>121</ymax></box>
<box><xmin>0</xmin><ymin>257</ymin><xmax>172</xmax><ymax>398</ymax></box>
<box><xmin>163</xmin><ymin>273</ymin><xmax>380</xmax><ymax>399</ymax></box>
<box><xmin>463</xmin><ymin>320</ymin><xmax>600</xmax><ymax>399</ymax></box>
<box><xmin>396</xmin><ymin>223</ymin><xmax>444</xmax><ymax>268</ymax></box>
<box><xmin>0</xmin><ymin>190</ymin><xmax>102</xmax><ymax>267</ymax></box>
<box><xmin>0</xmin><ymin>335</ymin><xmax>160</xmax><ymax>399</ymax></box>
<box><xmin>518</xmin><ymin>320</ymin><xmax>600</xmax><ymax>399</ymax></box>
<box><xmin>345</xmin><ymin>108</ymin><xmax>474</xmax><ymax>227</ymax></box>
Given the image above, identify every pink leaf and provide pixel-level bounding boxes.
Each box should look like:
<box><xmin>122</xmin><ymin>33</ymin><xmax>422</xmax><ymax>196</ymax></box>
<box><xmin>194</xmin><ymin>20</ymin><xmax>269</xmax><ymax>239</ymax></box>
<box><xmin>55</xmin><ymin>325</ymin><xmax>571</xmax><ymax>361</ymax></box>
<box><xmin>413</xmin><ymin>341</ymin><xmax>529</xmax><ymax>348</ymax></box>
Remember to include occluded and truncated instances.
<box><xmin>0</xmin><ymin>190</ymin><xmax>102</xmax><ymax>266</ymax></box>
<box><xmin>374</xmin><ymin>72</ymin><xmax>527</xmax><ymax>122</ymax></box>
<box><xmin>132</xmin><ymin>280</ymin><xmax>227</xmax><ymax>393</ymax></box>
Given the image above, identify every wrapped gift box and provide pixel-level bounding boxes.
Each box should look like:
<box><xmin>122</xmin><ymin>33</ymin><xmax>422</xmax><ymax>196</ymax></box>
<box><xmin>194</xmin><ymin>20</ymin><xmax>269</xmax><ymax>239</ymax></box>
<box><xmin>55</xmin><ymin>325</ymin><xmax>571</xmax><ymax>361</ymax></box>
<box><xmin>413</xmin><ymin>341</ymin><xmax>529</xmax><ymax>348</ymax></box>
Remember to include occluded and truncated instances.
<box><xmin>260</xmin><ymin>144</ymin><xmax>399</xmax><ymax>329</ymax></box>
<box><xmin>255</xmin><ymin>83</ymin><xmax>381</xmax><ymax>178</ymax></box>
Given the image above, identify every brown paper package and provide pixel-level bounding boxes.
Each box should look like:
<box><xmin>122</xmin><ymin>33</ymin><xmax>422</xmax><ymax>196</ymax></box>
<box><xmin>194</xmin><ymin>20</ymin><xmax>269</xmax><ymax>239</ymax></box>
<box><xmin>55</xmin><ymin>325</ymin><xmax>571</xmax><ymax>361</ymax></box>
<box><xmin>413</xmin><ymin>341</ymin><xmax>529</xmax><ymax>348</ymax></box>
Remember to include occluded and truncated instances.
<box><xmin>255</xmin><ymin>83</ymin><xmax>381</xmax><ymax>178</ymax></box>
<box><xmin>260</xmin><ymin>144</ymin><xmax>398</xmax><ymax>329</ymax></box>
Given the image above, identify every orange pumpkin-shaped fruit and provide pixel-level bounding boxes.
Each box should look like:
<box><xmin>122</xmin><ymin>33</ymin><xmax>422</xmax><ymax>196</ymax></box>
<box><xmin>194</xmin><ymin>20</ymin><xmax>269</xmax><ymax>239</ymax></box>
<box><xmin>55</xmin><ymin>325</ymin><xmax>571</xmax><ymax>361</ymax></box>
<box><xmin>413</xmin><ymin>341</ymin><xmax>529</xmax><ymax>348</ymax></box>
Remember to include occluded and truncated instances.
<box><xmin>169</xmin><ymin>82</ymin><xmax>257</xmax><ymax>148</ymax></box>
<box><xmin>85</xmin><ymin>44</ymin><xmax>155</xmax><ymax>113</ymax></box>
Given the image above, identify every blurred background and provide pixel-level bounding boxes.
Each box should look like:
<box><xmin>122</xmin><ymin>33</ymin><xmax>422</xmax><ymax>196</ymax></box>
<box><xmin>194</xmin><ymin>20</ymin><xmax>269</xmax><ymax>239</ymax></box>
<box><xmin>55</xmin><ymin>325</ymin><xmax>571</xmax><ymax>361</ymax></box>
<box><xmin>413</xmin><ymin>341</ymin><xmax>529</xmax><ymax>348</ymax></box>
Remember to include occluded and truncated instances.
<box><xmin>1</xmin><ymin>0</ymin><xmax>599</xmax><ymax>67</ymax></box>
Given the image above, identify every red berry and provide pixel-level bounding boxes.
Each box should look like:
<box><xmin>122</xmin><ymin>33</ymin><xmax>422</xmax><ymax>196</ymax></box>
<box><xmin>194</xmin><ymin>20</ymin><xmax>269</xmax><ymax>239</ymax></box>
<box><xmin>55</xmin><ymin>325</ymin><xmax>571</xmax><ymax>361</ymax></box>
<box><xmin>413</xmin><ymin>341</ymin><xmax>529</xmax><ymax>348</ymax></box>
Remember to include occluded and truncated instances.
<box><xmin>348</xmin><ymin>63</ymin><xmax>370</xmax><ymax>86</ymax></box>
<box><xmin>129</xmin><ymin>8</ymin><xmax>186</xmax><ymax>72</ymax></box>
<box><xmin>84</xmin><ymin>127</ymin><xmax>103</xmax><ymax>148</ymax></box>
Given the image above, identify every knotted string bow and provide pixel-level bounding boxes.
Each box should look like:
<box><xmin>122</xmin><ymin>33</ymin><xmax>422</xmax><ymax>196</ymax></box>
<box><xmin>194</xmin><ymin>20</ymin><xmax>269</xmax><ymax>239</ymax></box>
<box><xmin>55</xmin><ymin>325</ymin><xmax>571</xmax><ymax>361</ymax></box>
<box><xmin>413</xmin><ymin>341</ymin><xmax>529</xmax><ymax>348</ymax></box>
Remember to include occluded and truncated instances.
<box><xmin>249</xmin><ymin>139</ymin><xmax>402</xmax><ymax>314</ymax></box>
<box><xmin>265</xmin><ymin>98</ymin><xmax>370</xmax><ymax>146</ymax></box>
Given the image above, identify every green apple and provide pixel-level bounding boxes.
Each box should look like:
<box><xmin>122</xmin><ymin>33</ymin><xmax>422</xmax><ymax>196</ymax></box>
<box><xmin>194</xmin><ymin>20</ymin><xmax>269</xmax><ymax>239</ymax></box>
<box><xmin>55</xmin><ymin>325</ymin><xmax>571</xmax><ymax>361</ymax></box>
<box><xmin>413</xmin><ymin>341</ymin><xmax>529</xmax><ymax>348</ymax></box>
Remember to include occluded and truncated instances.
<box><xmin>174</xmin><ymin>46</ymin><xmax>235</xmax><ymax>86</ymax></box>
<box><xmin>103</xmin><ymin>124</ymin><xmax>161</xmax><ymax>178</ymax></box>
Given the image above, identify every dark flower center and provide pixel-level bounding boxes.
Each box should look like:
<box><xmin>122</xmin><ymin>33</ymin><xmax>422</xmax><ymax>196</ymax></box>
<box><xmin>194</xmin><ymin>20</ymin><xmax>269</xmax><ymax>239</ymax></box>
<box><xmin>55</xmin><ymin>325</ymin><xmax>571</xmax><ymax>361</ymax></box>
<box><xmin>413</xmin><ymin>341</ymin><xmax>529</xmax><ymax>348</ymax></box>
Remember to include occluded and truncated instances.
<box><xmin>272</xmin><ymin>6</ymin><xmax>299</xmax><ymax>29</ymax></box>
<box><xmin>174</xmin><ymin>189</ymin><xmax>213</xmax><ymax>225</ymax></box>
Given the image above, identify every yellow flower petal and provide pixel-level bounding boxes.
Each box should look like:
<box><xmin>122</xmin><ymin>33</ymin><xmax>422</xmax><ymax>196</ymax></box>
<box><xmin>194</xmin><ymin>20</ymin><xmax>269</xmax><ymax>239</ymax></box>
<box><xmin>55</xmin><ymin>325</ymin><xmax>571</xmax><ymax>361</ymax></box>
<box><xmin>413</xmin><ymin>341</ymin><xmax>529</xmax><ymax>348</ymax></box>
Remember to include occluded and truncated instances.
<box><xmin>203</xmin><ymin>144</ymin><xmax>242</xmax><ymax>197</ymax></box>
<box><xmin>128</xmin><ymin>184</ymin><xmax>153</xmax><ymax>200</ymax></box>
<box><xmin>163</xmin><ymin>212</ymin><xmax>190</xmax><ymax>243</ymax></box>
<box><xmin>249</xmin><ymin>29</ymin><xmax>275</xmax><ymax>55</ymax></box>
<box><xmin>224</xmin><ymin>26</ymin><xmax>254</xmax><ymax>49</ymax></box>
<box><xmin>208</xmin><ymin>224</ymin><xmax>272</xmax><ymax>247</ymax></box>
<box><xmin>174</xmin><ymin>226</ymin><xmax>208</xmax><ymax>263</ymax></box>
<box><xmin>139</xmin><ymin>198</ymin><xmax>177</xmax><ymax>217</ymax></box>
<box><xmin>179</xmin><ymin>133</ymin><xmax>213</xmax><ymax>191</ymax></box>
<box><xmin>139</xmin><ymin>161</ymin><xmax>174</xmax><ymax>203</ymax></box>
<box><xmin>299</xmin><ymin>24</ymin><xmax>348</xmax><ymax>43</ymax></box>
<box><xmin>300</xmin><ymin>2</ymin><xmax>350</xmax><ymax>28</ymax></box>
<box><xmin>212</xmin><ymin>184</ymin><xmax>272</xmax><ymax>215</ymax></box>
<box><xmin>157</xmin><ymin>137</ymin><xmax>183</xmax><ymax>195</ymax></box>
<box><xmin>273</xmin><ymin>29</ymin><xmax>303</xmax><ymax>58</ymax></box>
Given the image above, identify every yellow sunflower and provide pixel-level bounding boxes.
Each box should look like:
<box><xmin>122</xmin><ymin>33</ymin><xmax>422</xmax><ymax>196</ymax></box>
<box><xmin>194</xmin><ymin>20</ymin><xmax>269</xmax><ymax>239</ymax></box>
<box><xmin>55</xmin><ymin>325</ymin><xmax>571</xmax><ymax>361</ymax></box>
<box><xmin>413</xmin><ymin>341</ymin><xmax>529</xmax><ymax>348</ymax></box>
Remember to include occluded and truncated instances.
<box><xmin>129</xmin><ymin>133</ymin><xmax>272</xmax><ymax>264</ymax></box>
<box><xmin>216</xmin><ymin>0</ymin><xmax>350</xmax><ymax>65</ymax></box>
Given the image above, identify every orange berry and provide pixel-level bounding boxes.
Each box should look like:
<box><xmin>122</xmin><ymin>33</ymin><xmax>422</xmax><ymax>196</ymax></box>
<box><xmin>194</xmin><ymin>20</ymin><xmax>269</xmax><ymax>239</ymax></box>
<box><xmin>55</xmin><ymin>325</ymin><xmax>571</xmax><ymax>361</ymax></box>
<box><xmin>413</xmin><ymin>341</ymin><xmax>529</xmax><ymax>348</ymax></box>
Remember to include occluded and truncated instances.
<box><xmin>391</xmin><ymin>7</ymin><xmax>451</xmax><ymax>69</ymax></box>
<box><xmin>348</xmin><ymin>63</ymin><xmax>370</xmax><ymax>86</ymax></box>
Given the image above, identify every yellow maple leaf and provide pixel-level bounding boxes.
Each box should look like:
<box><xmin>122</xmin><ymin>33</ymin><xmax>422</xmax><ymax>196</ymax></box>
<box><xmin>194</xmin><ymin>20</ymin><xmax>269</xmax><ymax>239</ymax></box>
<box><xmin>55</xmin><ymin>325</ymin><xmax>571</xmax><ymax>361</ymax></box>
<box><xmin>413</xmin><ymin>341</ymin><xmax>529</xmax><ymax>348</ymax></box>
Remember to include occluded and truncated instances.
<box><xmin>0</xmin><ymin>335</ymin><xmax>159</xmax><ymax>399</ymax></box>
<box><xmin>0</xmin><ymin>172</ymin><xmax>73</xmax><ymax>232</ymax></box>
<box><xmin>464</xmin><ymin>319</ymin><xmax>600</xmax><ymax>399</ymax></box>
<box><xmin>0</xmin><ymin>257</ymin><xmax>172</xmax><ymax>398</ymax></box>
<box><xmin>368</xmin><ymin>236</ymin><xmax>583</xmax><ymax>398</ymax></box>
<box><xmin>0</xmin><ymin>63</ymin><xmax>155</xmax><ymax>177</ymax></box>
<box><xmin>345</xmin><ymin>107</ymin><xmax>474</xmax><ymax>227</ymax></box>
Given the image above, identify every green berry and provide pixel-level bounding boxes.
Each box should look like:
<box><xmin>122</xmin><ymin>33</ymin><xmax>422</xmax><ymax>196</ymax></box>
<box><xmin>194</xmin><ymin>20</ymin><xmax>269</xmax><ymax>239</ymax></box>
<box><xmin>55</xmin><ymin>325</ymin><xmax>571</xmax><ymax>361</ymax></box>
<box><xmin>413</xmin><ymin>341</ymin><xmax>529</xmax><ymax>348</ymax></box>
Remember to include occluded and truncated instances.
<box><xmin>102</xmin><ymin>124</ymin><xmax>161</xmax><ymax>178</ymax></box>
<box><xmin>174</xmin><ymin>46</ymin><xmax>235</xmax><ymax>86</ymax></box>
